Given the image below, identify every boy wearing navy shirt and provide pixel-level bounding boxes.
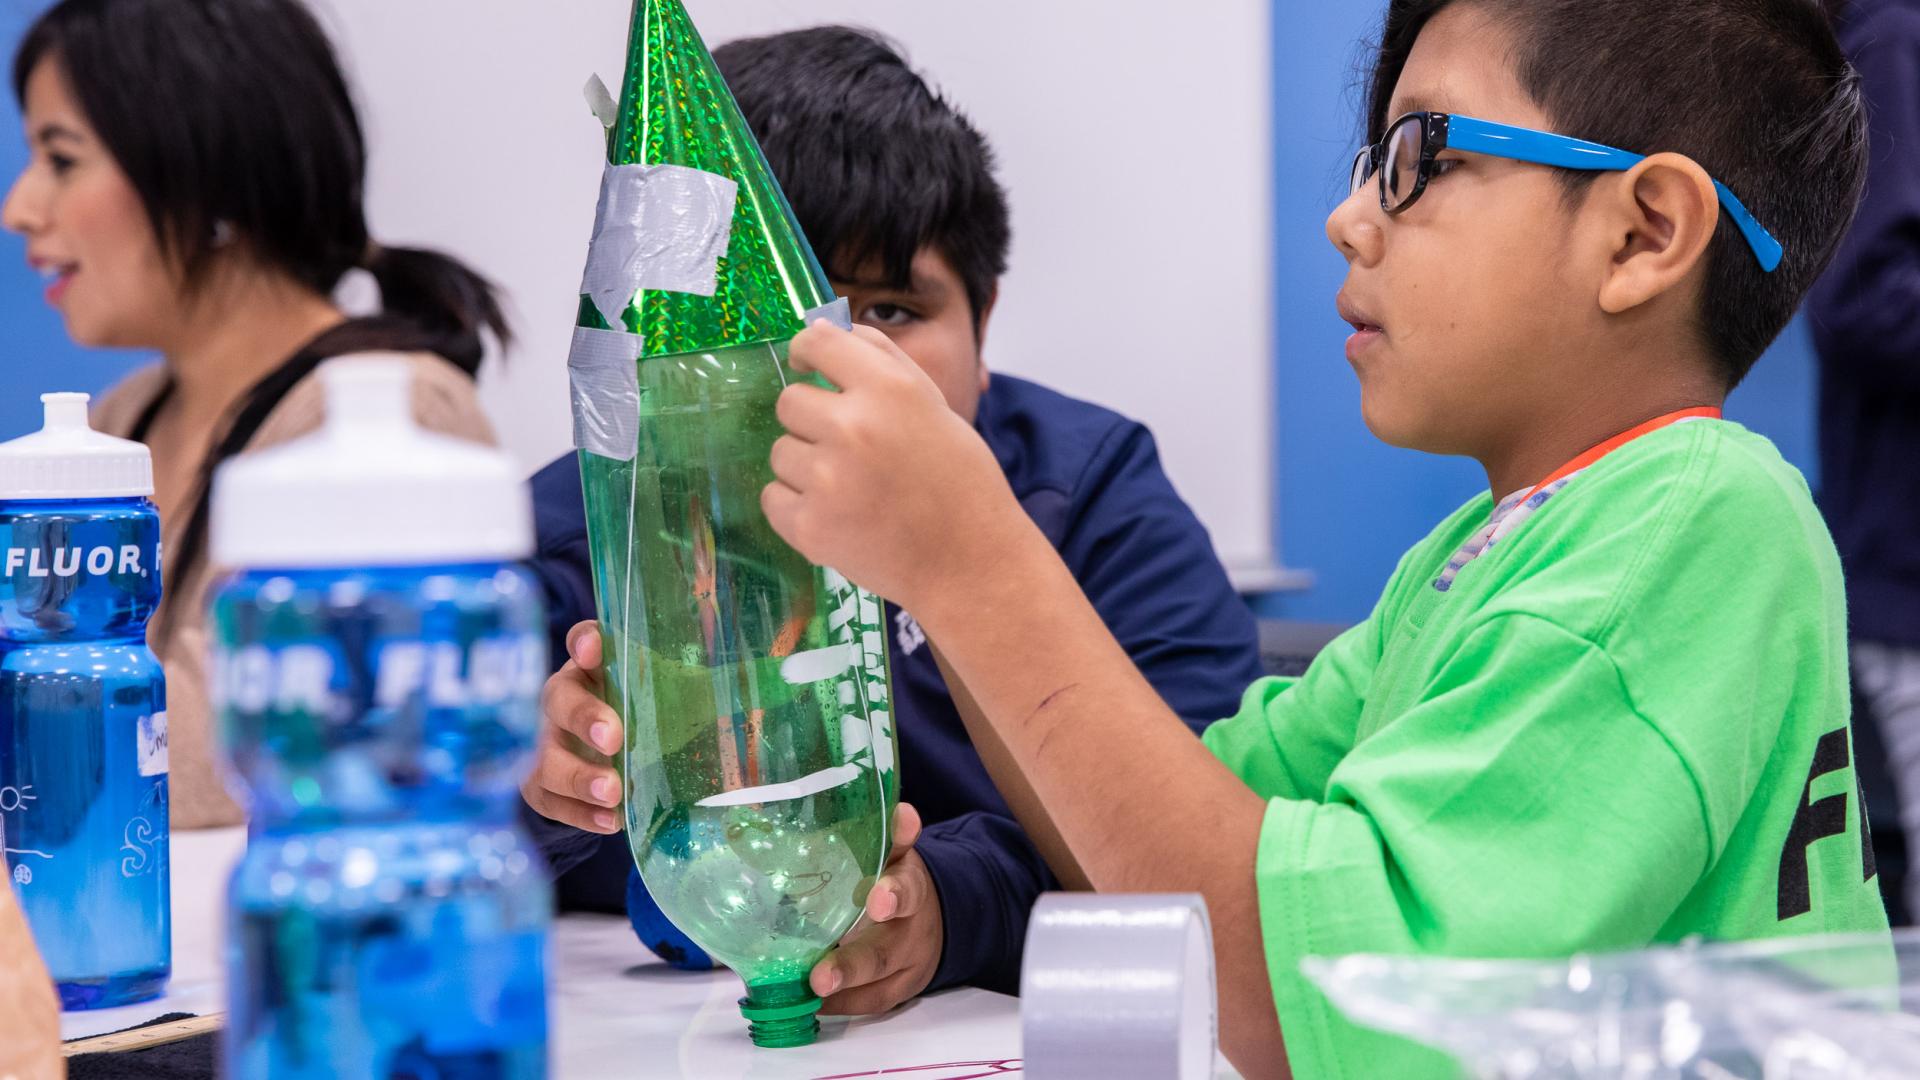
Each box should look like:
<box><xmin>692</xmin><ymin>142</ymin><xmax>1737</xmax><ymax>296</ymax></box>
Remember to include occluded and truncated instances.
<box><xmin>518</xmin><ymin>26</ymin><xmax>1262</xmax><ymax>1008</ymax></box>
<box><xmin>1808</xmin><ymin>0</ymin><xmax>1920</xmax><ymax>922</ymax></box>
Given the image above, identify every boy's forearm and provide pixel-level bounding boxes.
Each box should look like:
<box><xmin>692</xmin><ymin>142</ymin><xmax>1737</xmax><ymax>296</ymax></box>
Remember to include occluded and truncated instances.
<box><xmin>913</xmin><ymin>516</ymin><xmax>1286</xmax><ymax>1075</ymax></box>
<box><xmin>913</xmin><ymin>518</ymin><xmax>1260</xmax><ymax>891</ymax></box>
<box><xmin>930</xmin><ymin>645</ymin><xmax>1093</xmax><ymax>891</ymax></box>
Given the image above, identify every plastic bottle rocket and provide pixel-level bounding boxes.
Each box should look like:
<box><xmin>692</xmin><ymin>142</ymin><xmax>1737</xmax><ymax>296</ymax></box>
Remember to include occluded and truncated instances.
<box><xmin>0</xmin><ymin>393</ymin><xmax>169</xmax><ymax>1010</ymax></box>
<box><xmin>566</xmin><ymin>0</ymin><xmax>899</xmax><ymax>1048</ymax></box>
<box><xmin>209</xmin><ymin>359</ymin><xmax>549</xmax><ymax>1078</ymax></box>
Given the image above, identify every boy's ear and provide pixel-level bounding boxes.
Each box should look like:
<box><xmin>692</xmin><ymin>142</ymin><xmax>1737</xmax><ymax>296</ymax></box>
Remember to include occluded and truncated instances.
<box><xmin>1594</xmin><ymin>152</ymin><xmax>1721</xmax><ymax>315</ymax></box>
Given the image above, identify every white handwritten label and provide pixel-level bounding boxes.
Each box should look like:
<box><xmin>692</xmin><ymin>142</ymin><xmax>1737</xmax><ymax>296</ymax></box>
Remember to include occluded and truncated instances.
<box><xmin>137</xmin><ymin>711</ymin><xmax>169</xmax><ymax>777</ymax></box>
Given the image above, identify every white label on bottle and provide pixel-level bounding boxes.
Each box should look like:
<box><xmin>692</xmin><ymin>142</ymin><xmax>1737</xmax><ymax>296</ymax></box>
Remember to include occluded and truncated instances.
<box><xmin>696</xmin><ymin>762</ymin><xmax>864</xmax><ymax>808</ymax></box>
<box><xmin>780</xmin><ymin>643</ymin><xmax>859</xmax><ymax>685</ymax></box>
<box><xmin>138</xmin><ymin>711</ymin><xmax>169</xmax><ymax>777</ymax></box>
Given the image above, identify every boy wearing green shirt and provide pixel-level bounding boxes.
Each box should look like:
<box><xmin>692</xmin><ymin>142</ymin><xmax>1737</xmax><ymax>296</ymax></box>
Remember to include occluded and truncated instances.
<box><xmin>743</xmin><ymin>0</ymin><xmax>1888</xmax><ymax>1076</ymax></box>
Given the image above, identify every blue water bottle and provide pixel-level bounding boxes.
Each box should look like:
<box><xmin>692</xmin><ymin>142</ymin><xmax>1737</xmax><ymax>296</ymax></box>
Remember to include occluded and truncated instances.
<box><xmin>0</xmin><ymin>392</ymin><xmax>169</xmax><ymax>1010</ymax></box>
<box><xmin>208</xmin><ymin>358</ymin><xmax>548</xmax><ymax>1078</ymax></box>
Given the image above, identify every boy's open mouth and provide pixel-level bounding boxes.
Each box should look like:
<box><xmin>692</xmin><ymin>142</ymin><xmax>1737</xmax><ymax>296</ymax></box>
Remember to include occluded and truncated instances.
<box><xmin>1336</xmin><ymin>294</ymin><xmax>1383</xmax><ymax>335</ymax></box>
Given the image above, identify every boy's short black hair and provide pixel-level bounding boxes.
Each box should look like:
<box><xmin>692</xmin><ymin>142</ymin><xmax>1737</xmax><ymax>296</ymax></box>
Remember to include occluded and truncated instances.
<box><xmin>714</xmin><ymin>27</ymin><xmax>1011</xmax><ymax>327</ymax></box>
<box><xmin>1366</xmin><ymin>0</ymin><xmax>1868</xmax><ymax>388</ymax></box>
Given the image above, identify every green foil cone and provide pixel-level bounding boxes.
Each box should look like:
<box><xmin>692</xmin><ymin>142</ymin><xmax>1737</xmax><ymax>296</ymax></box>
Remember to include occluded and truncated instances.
<box><xmin>585</xmin><ymin>0</ymin><xmax>834</xmax><ymax>353</ymax></box>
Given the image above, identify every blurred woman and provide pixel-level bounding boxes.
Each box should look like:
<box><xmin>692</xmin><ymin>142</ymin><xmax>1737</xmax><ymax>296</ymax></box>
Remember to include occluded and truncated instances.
<box><xmin>2</xmin><ymin>0</ymin><xmax>510</xmax><ymax>828</ymax></box>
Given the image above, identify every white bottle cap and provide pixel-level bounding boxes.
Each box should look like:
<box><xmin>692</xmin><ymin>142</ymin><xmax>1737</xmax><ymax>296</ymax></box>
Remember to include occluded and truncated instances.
<box><xmin>0</xmin><ymin>392</ymin><xmax>155</xmax><ymax>500</ymax></box>
<box><xmin>209</xmin><ymin>356</ymin><xmax>533</xmax><ymax>568</ymax></box>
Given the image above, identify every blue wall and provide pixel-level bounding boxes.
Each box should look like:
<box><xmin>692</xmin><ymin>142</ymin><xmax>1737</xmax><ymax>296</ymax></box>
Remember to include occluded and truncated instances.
<box><xmin>0</xmin><ymin>0</ymin><xmax>145</xmax><ymax>443</ymax></box>
<box><xmin>1259</xmin><ymin>1</ymin><xmax>1819</xmax><ymax>625</ymax></box>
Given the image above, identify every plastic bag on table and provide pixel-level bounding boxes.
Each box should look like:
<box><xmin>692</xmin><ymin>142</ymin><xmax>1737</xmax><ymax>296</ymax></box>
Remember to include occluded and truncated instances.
<box><xmin>1303</xmin><ymin>930</ymin><xmax>1920</xmax><ymax>1079</ymax></box>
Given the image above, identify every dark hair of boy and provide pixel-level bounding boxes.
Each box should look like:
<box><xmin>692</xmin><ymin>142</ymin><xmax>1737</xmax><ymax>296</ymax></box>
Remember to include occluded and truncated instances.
<box><xmin>713</xmin><ymin>26</ymin><xmax>1011</xmax><ymax>333</ymax></box>
<box><xmin>1367</xmin><ymin>0</ymin><xmax>1868</xmax><ymax>389</ymax></box>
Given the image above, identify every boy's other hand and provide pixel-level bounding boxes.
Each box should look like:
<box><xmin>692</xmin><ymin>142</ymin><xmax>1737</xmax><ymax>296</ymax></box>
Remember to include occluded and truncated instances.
<box><xmin>810</xmin><ymin>802</ymin><xmax>943</xmax><ymax>1016</ymax></box>
<box><xmin>764</xmin><ymin>322</ymin><xmax>1031</xmax><ymax>612</ymax></box>
<box><xmin>521</xmin><ymin>620</ymin><xmax>624</xmax><ymax>834</ymax></box>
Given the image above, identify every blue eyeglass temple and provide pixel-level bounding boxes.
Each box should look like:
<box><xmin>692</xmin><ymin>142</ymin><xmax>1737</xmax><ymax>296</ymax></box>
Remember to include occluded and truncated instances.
<box><xmin>1434</xmin><ymin>114</ymin><xmax>1785</xmax><ymax>273</ymax></box>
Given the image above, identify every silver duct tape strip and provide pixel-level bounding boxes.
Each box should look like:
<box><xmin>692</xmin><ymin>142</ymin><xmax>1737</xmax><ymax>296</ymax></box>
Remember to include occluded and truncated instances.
<box><xmin>1021</xmin><ymin>893</ymin><xmax>1218</xmax><ymax>1080</ymax></box>
<box><xmin>580</xmin><ymin>162</ymin><xmax>740</xmax><ymax>326</ymax></box>
<box><xmin>582</xmin><ymin>74</ymin><xmax>617</xmax><ymax>130</ymax></box>
<box><xmin>803</xmin><ymin>296</ymin><xmax>852</xmax><ymax>331</ymax></box>
<box><xmin>568</xmin><ymin>326</ymin><xmax>644</xmax><ymax>461</ymax></box>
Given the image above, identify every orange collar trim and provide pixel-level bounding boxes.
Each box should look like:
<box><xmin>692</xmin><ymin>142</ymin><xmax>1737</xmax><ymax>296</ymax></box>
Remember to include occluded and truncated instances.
<box><xmin>1527</xmin><ymin>407</ymin><xmax>1723</xmax><ymax>498</ymax></box>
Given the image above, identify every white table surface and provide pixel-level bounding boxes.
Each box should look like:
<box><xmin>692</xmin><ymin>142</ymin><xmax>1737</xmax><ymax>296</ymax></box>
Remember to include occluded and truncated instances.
<box><xmin>552</xmin><ymin>914</ymin><xmax>1028</xmax><ymax>1080</ymax></box>
<box><xmin>61</xmin><ymin>826</ymin><xmax>1237</xmax><ymax>1078</ymax></box>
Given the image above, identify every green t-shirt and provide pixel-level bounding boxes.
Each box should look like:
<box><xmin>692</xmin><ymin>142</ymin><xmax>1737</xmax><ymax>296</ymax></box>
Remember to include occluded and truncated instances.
<box><xmin>1204</xmin><ymin>420</ymin><xmax>1892</xmax><ymax>1079</ymax></box>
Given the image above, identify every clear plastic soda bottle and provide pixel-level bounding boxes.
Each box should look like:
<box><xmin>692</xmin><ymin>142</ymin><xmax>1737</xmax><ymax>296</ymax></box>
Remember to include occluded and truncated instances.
<box><xmin>569</xmin><ymin>0</ymin><xmax>898</xmax><ymax>1047</ymax></box>
<box><xmin>209</xmin><ymin>358</ymin><xmax>548</xmax><ymax>1077</ymax></box>
<box><xmin>0</xmin><ymin>392</ymin><xmax>169</xmax><ymax>1010</ymax></box>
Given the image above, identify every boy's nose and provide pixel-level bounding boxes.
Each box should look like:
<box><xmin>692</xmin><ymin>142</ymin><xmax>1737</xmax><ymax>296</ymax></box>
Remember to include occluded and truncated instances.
<box><xmin>1326</xmin><ymin>187</ymin><xmax>1384</xmax><ymax>268</ymax></box>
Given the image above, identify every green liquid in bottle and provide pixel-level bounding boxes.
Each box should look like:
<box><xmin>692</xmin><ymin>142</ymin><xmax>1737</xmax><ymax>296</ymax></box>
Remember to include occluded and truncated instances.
<box><xmin>580</xmin><ymin>338</ymin><xmax>897</xmax><ymax>1047</ymax></box>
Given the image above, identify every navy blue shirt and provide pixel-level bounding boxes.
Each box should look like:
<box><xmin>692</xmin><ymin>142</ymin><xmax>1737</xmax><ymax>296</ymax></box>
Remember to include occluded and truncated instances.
<box><xmin>1808</xmin><ymin>0</ymin><xmax>1920</xmax><ymax>648</ymax></box>
<box><xmin>520</xmin><ymin>373</ymin><xmax>1263</xmax><ymax>994</ymax></box>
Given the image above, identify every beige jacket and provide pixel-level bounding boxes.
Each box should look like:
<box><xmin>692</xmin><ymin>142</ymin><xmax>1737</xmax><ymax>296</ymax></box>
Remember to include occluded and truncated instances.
<box><xmin>91</xmin><ymin>353</ymin><xmax>497</xmax><ymax>829</ymax></box>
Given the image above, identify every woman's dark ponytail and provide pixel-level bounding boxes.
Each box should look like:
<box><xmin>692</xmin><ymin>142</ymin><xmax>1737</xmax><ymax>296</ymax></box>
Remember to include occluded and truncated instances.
<box><xmin>360</xmin><ymin>244</ymin><xmax>512</xmax><ymax>377</ymax></box>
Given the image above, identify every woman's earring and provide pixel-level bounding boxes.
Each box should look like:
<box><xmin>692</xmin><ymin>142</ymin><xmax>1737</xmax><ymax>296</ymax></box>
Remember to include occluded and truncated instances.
<box><xmin>211</xmin><ymin>220</ymin><xmax>235</xmax><ymax>248</ymax></box>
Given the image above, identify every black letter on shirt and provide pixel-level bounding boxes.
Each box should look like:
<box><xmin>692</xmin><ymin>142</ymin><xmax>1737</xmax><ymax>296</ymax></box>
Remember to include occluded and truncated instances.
<box><xmin>1777</xmin><ymin>728</ymin><xmax>1868</xmax><ymax>921</ymax></box>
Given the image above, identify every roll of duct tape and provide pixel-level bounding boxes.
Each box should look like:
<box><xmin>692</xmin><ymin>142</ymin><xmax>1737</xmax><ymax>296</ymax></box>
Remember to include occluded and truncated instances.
<box><xmin>1020</xmin><ymin>893</ymin><xmax>1218</xmax><ymax>1080</ymax></box>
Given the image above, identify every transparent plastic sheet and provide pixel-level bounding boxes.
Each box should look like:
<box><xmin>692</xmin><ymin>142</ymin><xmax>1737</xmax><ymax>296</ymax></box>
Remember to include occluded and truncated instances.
<box><xmin>1303</xmin><ymin>931</ymin><xmax>1920</xmax><ymax>1079</ymax></box>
